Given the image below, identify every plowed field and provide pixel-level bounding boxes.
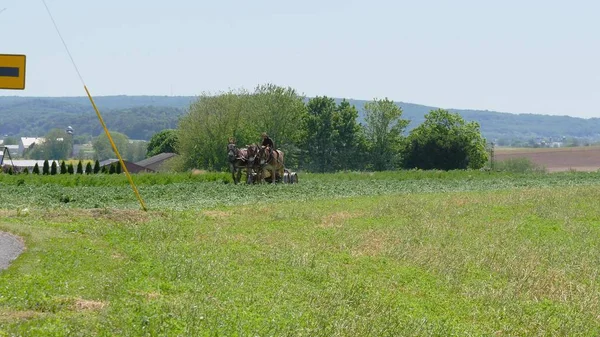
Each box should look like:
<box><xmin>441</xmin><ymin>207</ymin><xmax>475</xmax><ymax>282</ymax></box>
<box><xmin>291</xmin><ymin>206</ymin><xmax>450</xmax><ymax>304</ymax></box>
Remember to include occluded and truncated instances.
<box><xmin>495</xmin><ymin>146</ymin><xmax>600</xmax><ymax>172</ymax></box>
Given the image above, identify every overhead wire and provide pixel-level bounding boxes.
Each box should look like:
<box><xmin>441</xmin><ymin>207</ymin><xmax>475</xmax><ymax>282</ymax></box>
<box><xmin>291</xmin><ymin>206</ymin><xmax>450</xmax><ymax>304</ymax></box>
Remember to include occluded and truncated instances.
<box><xmin>40</xmin><ymin>0</ymin><xmax>148</xmax><ymax>211</ymax></box>
<box><xmin>40</xmin><ymin>0</ymin><xmax>84</xmax><ymax>85</ymax></box>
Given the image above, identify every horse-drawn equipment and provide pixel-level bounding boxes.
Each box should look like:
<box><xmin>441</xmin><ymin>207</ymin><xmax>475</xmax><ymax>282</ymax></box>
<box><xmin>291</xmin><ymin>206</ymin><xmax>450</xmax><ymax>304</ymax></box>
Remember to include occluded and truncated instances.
<box><xmin>227</xmin><ymin>141</ymin><xmax>297</xmax><ymax>184</ymax></box>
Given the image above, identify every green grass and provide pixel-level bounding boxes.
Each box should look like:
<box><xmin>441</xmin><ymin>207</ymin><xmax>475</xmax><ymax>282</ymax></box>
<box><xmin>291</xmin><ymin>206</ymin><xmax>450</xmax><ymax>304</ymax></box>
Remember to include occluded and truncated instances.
<box><xmin>1</xmin><ymin>171</ymin><xmax>600</xmax><ymax>335</ymax></box>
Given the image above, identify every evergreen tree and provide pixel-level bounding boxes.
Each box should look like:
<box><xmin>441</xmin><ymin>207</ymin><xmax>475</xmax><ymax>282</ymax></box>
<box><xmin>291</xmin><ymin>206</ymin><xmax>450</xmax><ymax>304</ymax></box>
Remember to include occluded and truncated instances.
<box><xmin>60</xmin><ymin>161</ymin><xmax>67</xmax><ymax>174</ymax></box>
<box><xmin>33</xmin><ymin>163</ymin><xmax>40</xmax><ymax>174</ymax></box>
<box><xmin>77</xmin><ymin>161</ymin><xmax>84</xmax><ymax>174</ymax></box>
<box><xmin>23</xmin><ymin>167</ymin><xmax>29</xmax><ymax>174</ymax></box>
<box><xmin>43</xmin><ymin>160</ymin><xmax>50</xmax><ymax>175</ymax></box>
<box><xmin>67</xmin><ymin>163</ymin><xmax>75</xmax><ymax>174</ymax></box>
<box><xmin>85</xmin><ymin>162</ymin><xmax>92</xmax><ymax>175</ymax></box>
<box><xmin>116</xmin><ymin>162</ymin><xmax>122</xmax><ymax>174</ymax></box>
<box><xmin>93</xmin><ymin>160</ymin><xmax>100</xmax><ymax>174</ymax></box>
<box><xmin>50</xmin><ymin>161</ymin><xmax>58</xmax><ymax>175</ymax></box>
<box><xmin>109</xmin><ymin>163</ymin><xmax>116</xmax><ymax>174</ymax></box>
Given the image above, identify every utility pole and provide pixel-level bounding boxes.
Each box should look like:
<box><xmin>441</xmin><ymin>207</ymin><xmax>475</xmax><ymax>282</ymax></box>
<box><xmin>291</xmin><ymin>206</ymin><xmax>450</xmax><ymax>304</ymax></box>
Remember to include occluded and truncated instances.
<box><xmin>490</xmin><ymin>141</ymin><xmax>495</xmax><ymax>171</ymax></box>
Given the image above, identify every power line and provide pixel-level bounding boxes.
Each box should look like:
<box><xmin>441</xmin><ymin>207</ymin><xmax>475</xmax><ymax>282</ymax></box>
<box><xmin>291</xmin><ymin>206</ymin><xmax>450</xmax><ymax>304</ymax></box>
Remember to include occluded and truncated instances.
<box><xmin>40</xmin><ymin>0</ymin><xmax>148</xmax><ymax>211</ymax></box>
<box><xmin>40</xmin><ymin>0</ymin><xmax>85</xmax><ymax>85</ymax></box>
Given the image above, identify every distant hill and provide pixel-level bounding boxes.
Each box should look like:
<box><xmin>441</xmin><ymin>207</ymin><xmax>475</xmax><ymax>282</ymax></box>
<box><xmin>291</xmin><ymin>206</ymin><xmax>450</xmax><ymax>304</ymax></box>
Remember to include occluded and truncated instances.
<box><xmin>1</xmin><ymin>95</ymin><xmax>599</xmax><ymax>142</ymax></box>
<box><xmin>341</xmin><ymin>99</ymin><xmax>600</xmax><ymax>143</ymax></box>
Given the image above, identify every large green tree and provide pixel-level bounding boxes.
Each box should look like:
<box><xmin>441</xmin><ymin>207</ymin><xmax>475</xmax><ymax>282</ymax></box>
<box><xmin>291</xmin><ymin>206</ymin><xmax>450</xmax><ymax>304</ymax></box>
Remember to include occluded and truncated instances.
<box><xmin>363</xmin><ymin>98</ymin><xmax>409</xmax><ymax>171</ymax></box>
<box><xmin>248</xmin><ymin>84</ymin><xmax>307</xmax><ymax>167</ymax></box>
<box><xmin>303</xmin><ymin>96</ymin><xmax>337</xmax><ymax>172</ymax></box>
<box><xmin>147</xmin><ymin>129</ymin><xmax>178</xmax><ymax>157</ymax></box>
<box><xmin>126</xmin><ymin>141</ymin><xmax>148</xmax><ymax>162</ymax></box>
<box><xmin>26</xmin><ymin>129</ymin><xmax>73</xmax><ymax>160</ymax></box>
<box><xmin>92</xmin><ymin>131</ymin><xmax>129</xmax><ymax>161</ymax></box>
<box><xmin>177</xmin><ymin>89</ymin><xmax>249</xmax><ymax>170</ymax></box>
<box><xmin>403</xmin><ymin>109</ymin><xmax>488</xmax><ymax>170</ymax></box>
<box><xmin>177</xmin><ymin>84</ymin><xmax>306</xmax><ymax>171</ymax></box>
<box><xmin>332</xmin><ymin>100</ymin><xmax>367</xmax><ymax>171</ymax></box>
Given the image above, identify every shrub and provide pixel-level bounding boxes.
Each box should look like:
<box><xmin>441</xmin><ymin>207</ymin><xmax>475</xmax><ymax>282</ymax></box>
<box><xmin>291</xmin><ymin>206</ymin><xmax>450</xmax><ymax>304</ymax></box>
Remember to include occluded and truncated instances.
<box><xmin>68</xmin><ymin>163</ymin><xmax>75</xmax><ymax>174</ymax></box>
<box><xmin>109</xmin><ymin>163</ymin><xmax>116</xmax><ymax>174</ymax></box>
<box><xmin>50</xmin><ymin>161</ymin><xmax>58</xmax><ymax>175</ymax></box>
<box><xmin>77</xmin><ymin>161</ymin><xmax>84</xmax><ymax>174</ymax></box>
<box><xmin>85</xmin><ymin>162</ymin><xmax>92</xmax><ymax>175</ymax></box>
<box><xmin>60</xmin><ymin>161</ymin><xmax>67</xmax><ymax>174</ymax></box>
<box><xmin>43</xmin><ymin>160</ymin><xmax>50</xmax><ymax>175</ymax></box>
<box><xmin>494</xmin><ymin>157</ymin><xmax>546</xmax><ymax>173</ymax></box>
<box><xmin>94</xmin><ymin>160</ymin><xmax>100</xmax><ymax>174</ymax></box>
<box><xmin>33</xmin><ymin>163</ymin><xmax>40</xmax><ymax>174</ymax></box>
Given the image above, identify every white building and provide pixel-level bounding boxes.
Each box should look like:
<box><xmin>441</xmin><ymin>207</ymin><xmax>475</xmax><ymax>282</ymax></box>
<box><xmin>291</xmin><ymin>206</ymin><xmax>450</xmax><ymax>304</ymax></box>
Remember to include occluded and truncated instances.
<box><xmin>18</xmin><ymin>137</ymin><xmax>45</xmax><ymax>156</ymax></box>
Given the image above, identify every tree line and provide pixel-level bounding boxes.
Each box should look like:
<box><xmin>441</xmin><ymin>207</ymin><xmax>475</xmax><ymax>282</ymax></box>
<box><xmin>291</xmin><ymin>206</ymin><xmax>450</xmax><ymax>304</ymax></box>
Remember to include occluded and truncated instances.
<box><xmin>172</xmin><ymin>84</ymin><xmax>488</xmax><ymax>172</ymax></box>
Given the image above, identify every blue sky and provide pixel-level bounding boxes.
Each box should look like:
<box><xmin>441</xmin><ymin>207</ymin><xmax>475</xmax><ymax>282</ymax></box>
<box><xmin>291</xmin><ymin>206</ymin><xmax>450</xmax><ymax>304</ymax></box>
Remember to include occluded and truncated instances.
<box><xmin>1</xmin><ymin>0</ymin><xmax>599</xmax><ymax>117</ymax></box>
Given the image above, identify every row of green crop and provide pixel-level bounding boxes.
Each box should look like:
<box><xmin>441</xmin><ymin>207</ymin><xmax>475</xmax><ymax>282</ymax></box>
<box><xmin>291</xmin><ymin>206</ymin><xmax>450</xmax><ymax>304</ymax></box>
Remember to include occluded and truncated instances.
<box><xmin>2</xmin><ymin>170</ymin><xmax>599</xmax><ymax>211</ymax></box>
<box><xmin>0</xmin><ymin>168</ymin><xmax>597</xmax><ymax>187</ymax></box>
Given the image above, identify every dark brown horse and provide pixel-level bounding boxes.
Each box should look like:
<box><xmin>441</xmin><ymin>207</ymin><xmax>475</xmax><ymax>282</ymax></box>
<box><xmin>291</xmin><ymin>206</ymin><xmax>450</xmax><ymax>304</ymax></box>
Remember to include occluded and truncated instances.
<box><xmin>227</xmin><ymin>142</ymin><xmax>248</xmax><ymax>184</ymax></box>
<box><xmin>245</xmin><ymin>143</ymin><xmax>261</xmax><ymax>184</ymax></box>
<box><xmin>258</xmin><ymin>146</ymin><xmax>285</xmax><ymax>184</ymax></box>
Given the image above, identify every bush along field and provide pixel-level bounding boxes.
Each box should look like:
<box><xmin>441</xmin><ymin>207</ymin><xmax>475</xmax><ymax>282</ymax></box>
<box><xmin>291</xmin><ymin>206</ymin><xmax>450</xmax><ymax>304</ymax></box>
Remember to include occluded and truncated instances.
<box><xmin>1</xmin><ymin>170</ymin><xmax>600</xmax><ymax>335</ymax></box>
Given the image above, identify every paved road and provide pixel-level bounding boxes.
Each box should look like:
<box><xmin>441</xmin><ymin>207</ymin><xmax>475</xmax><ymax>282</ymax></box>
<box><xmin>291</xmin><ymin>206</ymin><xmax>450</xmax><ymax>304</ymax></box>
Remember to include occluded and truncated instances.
<box><xmin>0</xmin><ymin>231</ymin><xmax>24</xmax><ymax>271</ymax></box>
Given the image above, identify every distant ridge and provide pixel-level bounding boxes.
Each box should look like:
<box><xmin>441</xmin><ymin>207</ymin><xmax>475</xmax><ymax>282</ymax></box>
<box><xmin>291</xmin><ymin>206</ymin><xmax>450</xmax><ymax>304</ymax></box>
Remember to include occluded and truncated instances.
<box><xmin>1</xmin><ymin>95</ymin><xmax>599</xmax><ymax>142</ymax></box>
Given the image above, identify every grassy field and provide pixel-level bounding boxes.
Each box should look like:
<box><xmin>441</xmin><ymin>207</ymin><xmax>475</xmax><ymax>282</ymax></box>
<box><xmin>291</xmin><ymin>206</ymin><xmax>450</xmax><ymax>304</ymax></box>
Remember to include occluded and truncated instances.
<box><xmin>1</xmin><ymin>171</ymin><xmax>600</xmax><ymax>336</ymax></box>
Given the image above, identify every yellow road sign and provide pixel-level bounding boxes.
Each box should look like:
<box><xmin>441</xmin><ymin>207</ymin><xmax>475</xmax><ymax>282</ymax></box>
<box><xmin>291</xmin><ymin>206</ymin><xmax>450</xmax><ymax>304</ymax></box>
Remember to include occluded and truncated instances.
<box><xmin>0</xmin><ymin>54</ymin><xmax>26</xmax><ymax>90</ymax></box>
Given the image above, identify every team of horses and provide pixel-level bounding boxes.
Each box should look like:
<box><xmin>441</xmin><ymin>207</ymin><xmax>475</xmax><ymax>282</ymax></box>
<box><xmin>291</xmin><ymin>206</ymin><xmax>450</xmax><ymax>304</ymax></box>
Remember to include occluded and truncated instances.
<box><xmin>227</xmin><ymin>141</ymin><xmax>296</xmax><ymax>184</ymax></box>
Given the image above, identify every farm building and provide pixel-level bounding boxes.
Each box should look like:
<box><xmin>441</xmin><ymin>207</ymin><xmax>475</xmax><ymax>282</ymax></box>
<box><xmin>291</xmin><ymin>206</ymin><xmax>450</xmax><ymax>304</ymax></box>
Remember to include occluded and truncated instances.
<box><xmin>99</xmin><ymin>159</ymin><xmax>155</xmax><ymax>173</ymax></box>
<box><xmin>135</xmin><ymin>153</ymin><xmax>178</xmax><ymax>172</ymax></box>
<box><xmin>1</xmin><ymin>160</ymin><xmax>60</xmax><ymax>172</ymax></box>
<box><xmin>0</xmin><ymin>145</ymin><xmax>19</xmax><ymax>158</ymax></box>
<box><xmin>19</xmin><ymin>137</ymin><xmax>45</xmax><ymax>156</ymax></box>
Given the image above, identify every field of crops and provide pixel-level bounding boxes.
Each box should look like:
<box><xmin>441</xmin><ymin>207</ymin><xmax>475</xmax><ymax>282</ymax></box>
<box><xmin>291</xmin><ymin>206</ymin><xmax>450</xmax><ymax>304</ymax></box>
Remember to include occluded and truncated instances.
<box><xmin>1</xmin><ymin>171</ymin><xmax>600</xmax><ymax>335</ymax></box>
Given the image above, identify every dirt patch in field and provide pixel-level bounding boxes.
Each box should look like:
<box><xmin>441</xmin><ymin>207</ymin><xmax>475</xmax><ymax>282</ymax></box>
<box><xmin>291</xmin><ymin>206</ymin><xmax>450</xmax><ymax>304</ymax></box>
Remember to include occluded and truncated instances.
<box><xmin>30</xmin><ymin>208</ymin><xmax>154</xmax><ymax>225</ymax></box>
<box><xmin>0</xmin><ymin>310</ymin><xmax>43</xmax><ymax>321</ymax></box>
<box><xmin>351</xmin><ymin>230</ymin><xmax>394</xmax><ymax>257</ymax></box>
<box><xmin>320</xmin><ymin>211</ymin><xmax>363</xmax><ymax>228</ymax></box>
<box><xmin>87</xmin><ymin>209</ymin><xmax>153</xmax><ymax>224</ymax></box>
<box><xmin>202</xmin><ymin>210</ymin><xmax>232</xmax><ymax>219</ymax></box>
<box><xmin>495</xmin><ymin>147</ymin><xmax>600</xmax><ymax>172</ymax></box>
<box><xmin>72</xmin><ymin>299</ymin><xmax>107</xmax><ymax>311</ymax></box>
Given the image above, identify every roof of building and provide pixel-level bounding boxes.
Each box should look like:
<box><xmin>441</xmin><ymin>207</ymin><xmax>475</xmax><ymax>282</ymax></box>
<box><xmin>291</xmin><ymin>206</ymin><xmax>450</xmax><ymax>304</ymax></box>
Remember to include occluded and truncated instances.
<box><xmin>4</xmin><ymin>160</ymin><xmax>60</xmax><ymax>168</ymax></box>
<box><xmin>20</xmin><ymin>137</ymin><xmax>45</xmax><ymax>148</ymax></box>
<box><xmin>135</xmin><ymin>152</ymin><xmax>178</xmax><ymax>168</ymax></box>
<box><xmin>99</xmin><ymin>159</ymin><xmax>120</xmax><ymax>167</ymax></box>
<box><xmin>99</xmin><ymin>158</ymin><xmax>155</xmax><ymax>173</ymax></box>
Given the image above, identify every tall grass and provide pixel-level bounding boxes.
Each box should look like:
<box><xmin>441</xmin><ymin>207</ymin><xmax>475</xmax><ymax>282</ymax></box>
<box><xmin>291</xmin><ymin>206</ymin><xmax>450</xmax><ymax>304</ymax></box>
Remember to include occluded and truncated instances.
<box><xmin>1</xmin><ymin>185</ymin><xmax>600</xmax><ymax>335</ymax></box>
<box><xmin>492</xmin><ymin>157</ymin><xmax>547</xmax><ymax>173</ymax></box>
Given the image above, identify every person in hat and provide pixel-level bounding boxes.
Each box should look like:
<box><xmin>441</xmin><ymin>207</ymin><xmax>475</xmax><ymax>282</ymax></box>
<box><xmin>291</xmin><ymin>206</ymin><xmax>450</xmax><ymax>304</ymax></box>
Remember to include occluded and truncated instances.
<box><xmin>261</xmin><ymin>132</ymin><xmax>274</xmax><ymax>161</ymax></box>
<box><xmin>261</xmin><ymin>132</ymin><xmax>274</xmax><ymax>149</ymax></box>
